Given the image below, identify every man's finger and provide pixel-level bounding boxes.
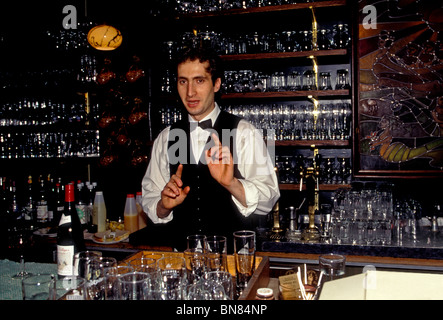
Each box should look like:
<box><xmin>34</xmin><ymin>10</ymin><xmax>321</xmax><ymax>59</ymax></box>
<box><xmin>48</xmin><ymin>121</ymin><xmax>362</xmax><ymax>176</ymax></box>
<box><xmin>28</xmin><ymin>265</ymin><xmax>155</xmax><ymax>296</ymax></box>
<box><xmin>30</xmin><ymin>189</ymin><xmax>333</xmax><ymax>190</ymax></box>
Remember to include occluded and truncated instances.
<box><xmin>175</xmin><ymin>163</ymin><xmax>184</xmax><ymax>178</ymax></box>
<box><xmin>211</xmin><ymin>133</ymin><xmax>222</xmax><ymax>147</ymax></box>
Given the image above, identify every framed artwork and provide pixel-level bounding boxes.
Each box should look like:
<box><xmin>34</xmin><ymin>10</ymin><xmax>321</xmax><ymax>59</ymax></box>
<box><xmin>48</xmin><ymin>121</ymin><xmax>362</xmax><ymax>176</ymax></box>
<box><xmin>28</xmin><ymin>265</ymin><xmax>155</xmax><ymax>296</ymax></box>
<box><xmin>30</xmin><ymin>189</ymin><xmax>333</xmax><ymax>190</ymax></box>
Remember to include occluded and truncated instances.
<box><xmin>355</xmin><ymin>0</ymin><xmax>443</xmax><ymax>177</ymax></box>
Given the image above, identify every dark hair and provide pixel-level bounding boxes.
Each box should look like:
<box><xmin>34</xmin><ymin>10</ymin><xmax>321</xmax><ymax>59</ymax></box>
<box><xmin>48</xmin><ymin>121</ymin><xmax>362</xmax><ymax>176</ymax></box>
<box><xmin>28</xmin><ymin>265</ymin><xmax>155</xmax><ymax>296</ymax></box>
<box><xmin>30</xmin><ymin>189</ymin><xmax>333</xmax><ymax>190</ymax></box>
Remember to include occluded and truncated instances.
<box><xmin>176</xmin><ymin>46</ymin><xmax>223</xmax><ymax>84</ymax></box>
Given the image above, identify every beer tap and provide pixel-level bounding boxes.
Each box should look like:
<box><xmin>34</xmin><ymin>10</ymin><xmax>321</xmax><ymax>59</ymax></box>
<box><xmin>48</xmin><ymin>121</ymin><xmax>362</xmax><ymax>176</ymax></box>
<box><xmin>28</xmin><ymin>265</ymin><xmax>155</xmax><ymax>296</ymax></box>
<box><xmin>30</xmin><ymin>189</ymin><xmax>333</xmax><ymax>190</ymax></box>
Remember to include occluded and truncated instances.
<box><xmin>285</xmin><ymin>198</ymin><xmax>305</xmax><ymax>242</ymax></box>
<box><xmin>301</xmin><ymin>151</ymin><xmax>321</xmax><ymax>241</ymax></box>
<box><xmin>270</xmin><ymin>166</ymin><xmax>284</xmax><ymax>241</ymax></box>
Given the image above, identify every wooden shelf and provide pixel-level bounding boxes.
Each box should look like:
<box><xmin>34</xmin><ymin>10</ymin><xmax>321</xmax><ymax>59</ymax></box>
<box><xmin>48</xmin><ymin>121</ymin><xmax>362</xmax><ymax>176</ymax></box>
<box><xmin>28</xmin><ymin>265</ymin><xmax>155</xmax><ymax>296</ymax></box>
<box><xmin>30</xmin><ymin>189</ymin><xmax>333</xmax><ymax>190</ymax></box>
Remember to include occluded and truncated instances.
<box><xmin>221</xmin><ymin>49</ymin><xmax>348</xmax><ymax>61</ymax></box>
<box><xmin>177</xmin><ymin>0</ymin><xmax>347</xmax><ymax>19</ymax></box>
<box><xmin>221</xmin><ymin>89</ymin><xmax>350</xmax><ymax>99</ymax></box>
<box><xmin>279</xmin><ymin>183</ymin><xmax>351</xmax><ymax>191</ymax></box>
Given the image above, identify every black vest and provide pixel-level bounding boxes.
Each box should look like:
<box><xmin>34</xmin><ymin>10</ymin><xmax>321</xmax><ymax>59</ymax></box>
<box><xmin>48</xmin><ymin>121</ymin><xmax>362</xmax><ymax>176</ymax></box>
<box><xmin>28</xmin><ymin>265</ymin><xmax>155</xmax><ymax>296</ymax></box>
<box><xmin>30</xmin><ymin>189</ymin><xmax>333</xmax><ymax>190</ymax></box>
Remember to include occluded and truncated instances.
<box><xmin>166</xmin><ymin>111</ymin><xmax>252</xmax><ymax>251</ymax></box>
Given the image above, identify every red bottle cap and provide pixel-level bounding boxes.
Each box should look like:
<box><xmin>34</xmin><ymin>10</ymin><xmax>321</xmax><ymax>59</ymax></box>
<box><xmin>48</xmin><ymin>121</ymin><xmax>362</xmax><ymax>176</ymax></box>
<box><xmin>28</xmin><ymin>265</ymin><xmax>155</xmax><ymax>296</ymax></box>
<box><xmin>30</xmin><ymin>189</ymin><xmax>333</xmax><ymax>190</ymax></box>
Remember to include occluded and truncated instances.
<box><xmin>127</xmin><ymin>194</ymin><xmax>134</xmax><ymax>198</ymax></box>
<box><xmin>65</xmin><ymin>183</ymin><xmax>75</xmax><ymax>202</ymax></box>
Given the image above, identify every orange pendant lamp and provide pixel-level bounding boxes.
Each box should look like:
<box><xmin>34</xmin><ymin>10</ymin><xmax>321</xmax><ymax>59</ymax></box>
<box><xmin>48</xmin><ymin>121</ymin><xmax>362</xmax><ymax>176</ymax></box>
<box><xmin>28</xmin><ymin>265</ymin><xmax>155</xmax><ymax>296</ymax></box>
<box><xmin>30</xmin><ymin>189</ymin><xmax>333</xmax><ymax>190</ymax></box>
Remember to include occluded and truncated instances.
<box><xmin>87</xmin><ymin>24</ymin><xmax>123</xmax><ymax>51</ymax></box>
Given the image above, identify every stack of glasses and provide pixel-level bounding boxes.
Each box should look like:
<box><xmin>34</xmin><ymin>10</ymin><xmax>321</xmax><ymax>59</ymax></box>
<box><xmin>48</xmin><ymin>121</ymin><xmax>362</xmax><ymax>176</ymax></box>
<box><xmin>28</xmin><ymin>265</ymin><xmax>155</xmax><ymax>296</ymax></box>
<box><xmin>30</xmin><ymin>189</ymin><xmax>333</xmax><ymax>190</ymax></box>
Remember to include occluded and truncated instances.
<box><xmin>328</xmin><ymin>186</ymin><xmax>394</xmax><ymax>246</ymax></box>
<box><xmin>224</xmin><ymin>102</ymin><xmax>352</xmax><ymax>141</ymax></box>
<box><xmin>50</xmin><ymin>231</ymin><xmax>257</xmax><ymax>300</ymax></box>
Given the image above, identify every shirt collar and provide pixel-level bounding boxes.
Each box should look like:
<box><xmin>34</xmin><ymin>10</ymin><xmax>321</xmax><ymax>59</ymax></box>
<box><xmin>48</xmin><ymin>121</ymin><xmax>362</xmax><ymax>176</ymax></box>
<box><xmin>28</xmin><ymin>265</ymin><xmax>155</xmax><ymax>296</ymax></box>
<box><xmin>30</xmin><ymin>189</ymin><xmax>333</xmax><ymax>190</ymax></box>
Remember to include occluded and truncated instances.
<box><xmin>188</xmin><ymin>103</ymin><xmax>220</xmax><ymax>126</ymax></box>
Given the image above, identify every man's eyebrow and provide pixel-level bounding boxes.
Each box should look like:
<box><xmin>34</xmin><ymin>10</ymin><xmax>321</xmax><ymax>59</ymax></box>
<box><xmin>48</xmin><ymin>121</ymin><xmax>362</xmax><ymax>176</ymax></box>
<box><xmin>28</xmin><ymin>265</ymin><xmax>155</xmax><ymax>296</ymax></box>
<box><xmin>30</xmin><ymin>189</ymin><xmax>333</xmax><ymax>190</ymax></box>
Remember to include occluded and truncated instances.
<box><xmin>178</xmin><ymin>75</ymin><xmax>207</xmax><ymax>80</ymax></box>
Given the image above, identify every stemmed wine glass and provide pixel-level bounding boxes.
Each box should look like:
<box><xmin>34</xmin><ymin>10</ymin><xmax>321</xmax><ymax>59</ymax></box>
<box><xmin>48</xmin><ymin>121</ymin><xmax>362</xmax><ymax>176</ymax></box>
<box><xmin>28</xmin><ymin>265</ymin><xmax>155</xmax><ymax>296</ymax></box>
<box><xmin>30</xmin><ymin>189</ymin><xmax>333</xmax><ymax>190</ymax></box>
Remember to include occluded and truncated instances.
<box><xmin>9</xmin><ymin>225</ymin><xmax>34</xmax><ymax>279</ymax></box>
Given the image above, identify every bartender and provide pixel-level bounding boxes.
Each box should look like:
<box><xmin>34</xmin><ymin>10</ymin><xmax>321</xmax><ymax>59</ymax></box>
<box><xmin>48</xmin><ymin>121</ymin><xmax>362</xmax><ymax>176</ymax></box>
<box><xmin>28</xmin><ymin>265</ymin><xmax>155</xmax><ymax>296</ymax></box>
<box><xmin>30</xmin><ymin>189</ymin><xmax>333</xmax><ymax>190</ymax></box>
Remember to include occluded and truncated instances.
<box><xmin>141</xmin><ymin>47</ymin><xmax>279</xmax><ymax>251</ymax></box>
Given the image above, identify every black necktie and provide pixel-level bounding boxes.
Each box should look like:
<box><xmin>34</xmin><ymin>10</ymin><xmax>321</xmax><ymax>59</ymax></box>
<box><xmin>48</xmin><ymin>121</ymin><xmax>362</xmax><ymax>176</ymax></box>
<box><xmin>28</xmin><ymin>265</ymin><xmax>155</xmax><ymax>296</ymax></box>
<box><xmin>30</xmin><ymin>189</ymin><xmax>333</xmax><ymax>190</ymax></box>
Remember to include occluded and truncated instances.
<box><xmin>198</xmin><ymin>119</ymin><xmax>212</xmax><ymax>130</ymax></box>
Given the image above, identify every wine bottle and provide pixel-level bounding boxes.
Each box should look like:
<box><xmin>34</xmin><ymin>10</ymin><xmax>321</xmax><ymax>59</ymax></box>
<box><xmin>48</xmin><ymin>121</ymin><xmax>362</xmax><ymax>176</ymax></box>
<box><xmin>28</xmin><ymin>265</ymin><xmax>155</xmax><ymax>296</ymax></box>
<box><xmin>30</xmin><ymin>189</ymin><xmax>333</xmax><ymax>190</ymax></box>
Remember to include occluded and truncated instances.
<box><xmin>75</xmin><ymin>181</ymin><xmax>87</xmax><ymax>229</ymax></box>
<box><xmin>23</xmin><ymin>175</ymin><xmax>36</xmax><ymax>222</ymax></box>
<box><xmin>36</xmin><ymin>175</ymin><xmax>49</xmax><ymax>227</ymax></box>
<box><xmin>53</xmin><ymin>182</ymin><xmax>64</xmax><ymax>227</ymax></box>
<box><xmin>57</xmin><ymin>183</ymin><xmax>86</xmax><ymax>278</ymax></box>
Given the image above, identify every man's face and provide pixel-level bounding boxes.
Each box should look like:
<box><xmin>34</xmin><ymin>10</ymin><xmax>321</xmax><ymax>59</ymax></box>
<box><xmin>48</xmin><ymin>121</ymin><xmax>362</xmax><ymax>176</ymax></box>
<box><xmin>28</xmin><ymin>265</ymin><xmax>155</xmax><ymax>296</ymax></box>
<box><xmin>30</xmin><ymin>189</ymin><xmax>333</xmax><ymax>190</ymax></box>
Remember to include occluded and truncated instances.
<box><xmin>177</xmin><ymin>59</ymin><xmax>221</xmax><ymax>121</ymax></box>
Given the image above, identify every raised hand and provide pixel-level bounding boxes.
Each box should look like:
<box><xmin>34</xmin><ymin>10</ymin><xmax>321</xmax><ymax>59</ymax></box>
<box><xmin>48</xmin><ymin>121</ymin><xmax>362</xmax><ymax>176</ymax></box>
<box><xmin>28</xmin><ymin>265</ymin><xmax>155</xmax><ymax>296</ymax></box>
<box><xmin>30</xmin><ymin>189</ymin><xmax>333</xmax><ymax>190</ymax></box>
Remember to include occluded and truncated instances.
<box><xmin>205</xmin><ymin>133</ymin><xmax>247</xmax><ymax>207</ymax></box>
<box><xmin>205</xmin><ymin>133</ymin><xmax>235</xmax><ymax>188</ymax></box>
<box><xmin>157</xmin><ymin>164</ymin><xmax>190</xmax><ymax>217</ymax></box>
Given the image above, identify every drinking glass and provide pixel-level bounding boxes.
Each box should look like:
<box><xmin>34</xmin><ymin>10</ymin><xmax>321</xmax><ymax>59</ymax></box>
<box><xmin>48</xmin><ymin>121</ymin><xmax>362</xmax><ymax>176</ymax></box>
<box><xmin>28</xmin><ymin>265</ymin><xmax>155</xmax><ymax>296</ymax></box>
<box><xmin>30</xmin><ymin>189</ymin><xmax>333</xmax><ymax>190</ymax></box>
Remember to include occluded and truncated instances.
<box><xmin>233</xmin><ymin>230</ymin><xmax>256</xmax><ymax>296</ymax></box>
<box><xmin>319</xmin><ymin>72</ymin><xmax>332</xmax><ymax>90</ymax></box>
<box><xmin>206</xmin><ymin>235</ymin><xmax>228</xmax><ymax>271</ymax></box>
<box><xmin>83</xmin><ymin>258</ymin><xmax>106</xmax><ymax>300</ymax></box>
<box><xmin>302</xmin><ymin>70</ymin><xmax>317</xmax><ymax>90</ymax></box>
<box><xmin>187</xmin><ymin>234</ymin><xmax>208</xmax><ymax>252</ymax></box>
<box><xmin>22</xmin><ymin>274</ymin><xmax>53</xmax><ymax>300</ymax></box>
<box><xmin>73</xmin><ymin>251</ymin><xmax>102</xmax><ymax>276</ymax></box>
<box><xmin>103</xmin><ymin>265</ymin><xmax>134</xmax><ymax>300</ymax></box>
<box><xmin>320</xmin><ymin>204</ymin><xmax>332</xmax><ymax>238</ymax></box>
<box><xmin>184</xmin><ymin>249</ymin><xmax>207</xmax><ymax>277</ymax></box>
<box><xmin>49</xmin><ymin>275</ymin><xmax>86</xmax><ymax>300</ymax></box>
<box><xmin>117</xmin><ymin>272</ymin><xmax>156</xmax><ymax>300</ymax></box>
<box><xmin>9</xmin><ymin>225</ymin><xmax>34</xmax><ymax>279</ymax></box>
<box><xmin>202</xmin><ymin>271</ymin><xmax>234</xmax><ymax>300</ymax></box>
<box><xmin>335</xmin><ymin>69</ymin><xmax>350</xmax><ymax>89</ymax></box>
<box><xmin>319</xmin><ymin>254</ymin><xmax>346</xmax><ymax>281</ymax></box>
<box><xmin>317</xmin><ymin>29</ymin><xmax>331</xmax><ymax>50</ymax></box>
<box><xmin>142</xmin><ymin>252</ymin><xmax>164</xmax><ymax>263</ymax></box>
<box><xmin>156</xmin><ymin>256</ymin><xmax>187</xmax><ymax>300</ymax></box>
<box><xmin>299</xmin><ymin>30</ymin><xmax>313</xmax><ymax>51</ymax></box>
<box><xmin>94</xmin><ymin>256</ymin><xmax>117</xmax><ymax>269</ymax></box>
<box><xmin>128</xmin><ymin>257</ymin><xmax>156</xmax><ymax>273</ymax></box>
<box><xmin>287</xmin><ymin>71</ymin><xmax>301</xmax><ymax>91</ymax></box>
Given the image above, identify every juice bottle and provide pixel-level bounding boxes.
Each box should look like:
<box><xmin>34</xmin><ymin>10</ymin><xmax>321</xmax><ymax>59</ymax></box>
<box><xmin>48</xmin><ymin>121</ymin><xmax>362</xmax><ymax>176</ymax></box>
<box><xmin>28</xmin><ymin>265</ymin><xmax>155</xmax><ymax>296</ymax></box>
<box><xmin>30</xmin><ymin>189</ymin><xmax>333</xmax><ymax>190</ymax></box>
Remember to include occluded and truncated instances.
<box><xmin>124</xmin><ymin>194</ymin><xmax>138</xmax><ymax>233</ymax></box>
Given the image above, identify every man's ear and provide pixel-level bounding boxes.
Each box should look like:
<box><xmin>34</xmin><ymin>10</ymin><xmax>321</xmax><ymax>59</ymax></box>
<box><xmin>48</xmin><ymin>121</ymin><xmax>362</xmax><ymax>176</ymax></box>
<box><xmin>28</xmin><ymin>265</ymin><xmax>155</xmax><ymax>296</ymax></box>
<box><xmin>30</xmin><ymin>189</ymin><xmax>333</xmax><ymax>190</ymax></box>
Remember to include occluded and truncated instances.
<box><xmin>213</xmin><ymin>77</ymin><xmax>221</xmax><ymax>93</ymax></box>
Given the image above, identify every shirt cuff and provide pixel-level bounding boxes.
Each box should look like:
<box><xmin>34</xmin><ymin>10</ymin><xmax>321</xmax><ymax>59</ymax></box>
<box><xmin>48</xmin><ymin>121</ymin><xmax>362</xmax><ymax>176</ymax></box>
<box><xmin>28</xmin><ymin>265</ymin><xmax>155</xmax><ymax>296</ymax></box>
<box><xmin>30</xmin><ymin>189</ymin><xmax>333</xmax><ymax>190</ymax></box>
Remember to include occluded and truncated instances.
<box><xmin>231</xmin><ymin>179</ymin><xmax>259</xmax><ymax>217</ymax></box>
<box><xmin>145</xmin><ymin>197</ymin><xmax>174</xmax><ymax>224</ymax></box>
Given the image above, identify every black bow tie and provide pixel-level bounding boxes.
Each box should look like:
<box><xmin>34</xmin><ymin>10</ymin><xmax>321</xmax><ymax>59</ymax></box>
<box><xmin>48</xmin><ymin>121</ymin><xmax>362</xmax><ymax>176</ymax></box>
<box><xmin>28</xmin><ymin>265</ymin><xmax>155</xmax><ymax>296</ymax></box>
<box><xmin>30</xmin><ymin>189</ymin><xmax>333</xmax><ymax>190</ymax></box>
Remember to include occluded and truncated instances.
<box><xmin>197</xmin><ymin>119</ymin><xmax>212</xmax><ymax>130</ymax></box>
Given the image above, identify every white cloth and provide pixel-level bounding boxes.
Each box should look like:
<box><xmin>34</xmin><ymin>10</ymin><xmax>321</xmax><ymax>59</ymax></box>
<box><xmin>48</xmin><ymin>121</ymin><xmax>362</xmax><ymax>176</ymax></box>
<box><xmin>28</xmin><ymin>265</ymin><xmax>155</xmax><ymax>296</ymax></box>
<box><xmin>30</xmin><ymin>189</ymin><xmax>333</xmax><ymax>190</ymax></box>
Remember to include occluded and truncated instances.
<box><xmin>141</xmin><ymin>104</ymin><xmax>280</xmax><ymax>224</ymax></box>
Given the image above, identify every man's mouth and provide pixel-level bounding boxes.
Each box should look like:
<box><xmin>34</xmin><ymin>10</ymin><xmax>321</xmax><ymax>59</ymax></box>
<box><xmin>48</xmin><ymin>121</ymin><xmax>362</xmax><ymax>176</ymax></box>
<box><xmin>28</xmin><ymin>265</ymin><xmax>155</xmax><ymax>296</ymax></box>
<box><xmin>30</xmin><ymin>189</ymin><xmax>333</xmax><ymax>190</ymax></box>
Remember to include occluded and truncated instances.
<box><xmin>187</xmin><ymin>100</ymin><xmax>199</xmax><ymax>108</ymax></box>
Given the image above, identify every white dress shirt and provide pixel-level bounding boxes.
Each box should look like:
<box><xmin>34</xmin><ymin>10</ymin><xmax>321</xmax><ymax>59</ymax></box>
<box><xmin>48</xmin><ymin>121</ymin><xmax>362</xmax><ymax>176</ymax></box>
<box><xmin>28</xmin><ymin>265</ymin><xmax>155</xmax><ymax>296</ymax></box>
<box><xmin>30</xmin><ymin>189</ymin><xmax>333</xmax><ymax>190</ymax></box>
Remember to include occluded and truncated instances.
<box><xmin>141</xmin><ymin>104</ymin><xmax>280</xmax><ymax>224</ymax></box>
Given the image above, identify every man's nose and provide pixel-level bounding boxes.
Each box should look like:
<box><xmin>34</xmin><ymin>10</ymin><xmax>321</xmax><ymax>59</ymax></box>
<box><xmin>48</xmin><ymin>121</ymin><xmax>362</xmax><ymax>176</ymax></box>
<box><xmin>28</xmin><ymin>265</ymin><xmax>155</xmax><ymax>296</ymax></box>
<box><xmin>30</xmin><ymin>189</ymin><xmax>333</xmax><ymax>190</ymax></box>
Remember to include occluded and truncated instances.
<box><xmin>187</xmin><ymin>83</ymin><xmax>196</xmax><ymax>97</ymax></box>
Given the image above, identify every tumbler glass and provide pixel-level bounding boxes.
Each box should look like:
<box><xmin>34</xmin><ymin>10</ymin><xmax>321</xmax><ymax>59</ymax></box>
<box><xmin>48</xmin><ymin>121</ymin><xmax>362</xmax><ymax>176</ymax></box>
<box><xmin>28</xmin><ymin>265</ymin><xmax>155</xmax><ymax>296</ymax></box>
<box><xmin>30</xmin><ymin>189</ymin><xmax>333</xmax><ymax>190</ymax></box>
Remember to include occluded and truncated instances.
<box><xmin>319</xmin><ymin>254</ymin><xmax>346</xmax><ymax>281</ymax></box>
<box><xmin>302</xmin><ymin>70</ymin><xmax>317</xmax><ymax>90</ymax></box>
<box><xmin>50</xmin><ymin>275</ymin><xmax>86</xmax><ymax>300</ymax></box>
<box><xmin>319</xmin><ymin>72</ymin><xmax>332</xmax><ymax>90</ymax></box>
<box><xmin>156</xmin><ymin>256</ymin><xmax>187</xmax><ymax>300</ymax></box>
<box><xmin>22</xmin><ymin>274</ymin><xmax>53</xmax><ymax>300</ymax></box>
<box><xmin>335</xmin><ymin>69</ymin><xmax>350</xmax><ymax>89</ymax></box>
<box><xmin>117</xmin><ymin>272</ymin><xmax>156</xmax><ymax>300</ymax></box>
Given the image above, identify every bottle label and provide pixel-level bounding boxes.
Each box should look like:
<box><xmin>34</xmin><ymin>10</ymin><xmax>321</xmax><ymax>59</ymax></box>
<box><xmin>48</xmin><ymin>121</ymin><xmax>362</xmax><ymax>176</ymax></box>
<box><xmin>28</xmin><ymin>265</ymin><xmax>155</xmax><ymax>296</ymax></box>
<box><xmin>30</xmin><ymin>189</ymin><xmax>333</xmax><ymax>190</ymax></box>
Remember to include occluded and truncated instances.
<box><xmin>24</xmin><ymin>206</ymin><xmax>34</xmax><ymax>221</ymax></box>
<box><xmin>57</xmin><ymin>245</ymin><xmax>74</xmax><ymax>276</ymax></box>
<box><xmin>36</xmin><ymin>205</ymin><xmax>48</xmax><ymax>222</ymax></box>
<box><xmin>76</xmin><ymin>204</ymin><xmax>87</xmax><ymax>225</ymax></box>
<box><xmin>59</xmin><ymin>213</ymin><xmax>71</xmax><ymax>226</ymax></box>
